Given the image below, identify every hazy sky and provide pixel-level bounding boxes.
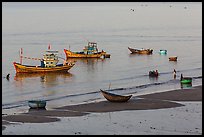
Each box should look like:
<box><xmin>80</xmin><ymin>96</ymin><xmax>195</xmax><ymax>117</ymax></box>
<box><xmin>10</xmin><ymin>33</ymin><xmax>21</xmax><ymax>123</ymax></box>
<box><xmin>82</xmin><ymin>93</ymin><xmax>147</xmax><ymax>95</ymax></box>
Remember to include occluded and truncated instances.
<box><xmin>2</xmin><ymin>2</ymin><xmax>202</xmax><ymax>36</ymax></box>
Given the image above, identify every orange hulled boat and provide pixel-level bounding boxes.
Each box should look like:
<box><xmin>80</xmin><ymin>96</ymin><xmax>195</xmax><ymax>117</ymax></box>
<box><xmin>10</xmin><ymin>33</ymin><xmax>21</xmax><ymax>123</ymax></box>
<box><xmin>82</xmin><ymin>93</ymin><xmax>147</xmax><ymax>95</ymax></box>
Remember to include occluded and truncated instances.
<box><xmin>13</xmin><ymin>48</ymin><xmax>75</xmax><ymax>73</ymax></box>
<box><xmin>64</xmin><ymin>42</ymin><xmax>107</xmax><ymax>58</ymax></box>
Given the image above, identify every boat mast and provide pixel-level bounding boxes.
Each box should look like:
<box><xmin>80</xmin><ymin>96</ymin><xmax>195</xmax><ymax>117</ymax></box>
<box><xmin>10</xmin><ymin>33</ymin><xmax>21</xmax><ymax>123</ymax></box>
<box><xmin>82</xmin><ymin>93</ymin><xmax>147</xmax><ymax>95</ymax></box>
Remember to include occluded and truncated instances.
<box><xmin>20</xmin><ymin>48</ymin><xmax>23</xmax><ymax>64</ymax></box>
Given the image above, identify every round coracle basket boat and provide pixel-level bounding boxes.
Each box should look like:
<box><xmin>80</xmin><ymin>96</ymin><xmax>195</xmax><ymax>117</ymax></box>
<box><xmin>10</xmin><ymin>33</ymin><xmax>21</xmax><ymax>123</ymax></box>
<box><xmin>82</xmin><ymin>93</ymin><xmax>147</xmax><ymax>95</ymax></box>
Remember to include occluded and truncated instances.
<box><xmin>180</xmin><ymin>77</ymin><xmax>192</xmax><ymax>84</ymax></box>
<box><xmin>28</xmin><ymin>100</ymin><xmax>46</xmax><ymax>109</ymax></box>
<box><xmin>159</xmin><ymin>50</ymin><xmax>167</xmax><ymax>54</ymax></box>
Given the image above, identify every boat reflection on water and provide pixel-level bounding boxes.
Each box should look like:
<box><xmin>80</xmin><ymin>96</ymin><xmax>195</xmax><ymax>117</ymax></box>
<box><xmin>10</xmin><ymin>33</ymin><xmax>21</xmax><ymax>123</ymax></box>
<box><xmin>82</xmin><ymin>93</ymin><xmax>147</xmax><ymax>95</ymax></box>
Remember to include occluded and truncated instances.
<box><xmin>180</xmin><ymin>82</ymin><xmax>192</xmax><ymax>89</ymax></box>
<box><xmin>14</xmin><ymin>72</ymin><xmax>73</xmax><ymax>88</ymax></box>
<box><xmin>149</xmin><ymin>74</ymin><xmax>159</xmax><ymax>81</ymax></box>
<box><xmin>129</xmin><ymin>52</ymin><xmax>153</xmax><ymax>58</ymax></box>
<box><xmin>14</xmin><ymin>72</ymin><xmax>73</xmax><ymax>81</ymax></box>
<box><xmin>66</xmin><ymin>58</ymin><xmax>107</xmax><ymax>72</ymax></box>
<box><xmin>66</xmin><ymin>58</ymin><xmax>105</xmax><ymax>65</ymax></box>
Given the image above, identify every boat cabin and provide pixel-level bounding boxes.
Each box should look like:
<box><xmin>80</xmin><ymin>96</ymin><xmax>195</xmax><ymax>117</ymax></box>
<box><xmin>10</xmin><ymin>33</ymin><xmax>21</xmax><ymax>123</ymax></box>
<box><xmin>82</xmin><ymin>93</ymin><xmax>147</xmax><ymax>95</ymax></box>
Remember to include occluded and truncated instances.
<box><xmin>41</xmin><ymin>50</ymin><xmax>59</xmax><ymax>67</ymax></box>
<box><xmin>83</xmin><ymin>42</ymin><xmax>98</xmax><ymax>55</ymax></box>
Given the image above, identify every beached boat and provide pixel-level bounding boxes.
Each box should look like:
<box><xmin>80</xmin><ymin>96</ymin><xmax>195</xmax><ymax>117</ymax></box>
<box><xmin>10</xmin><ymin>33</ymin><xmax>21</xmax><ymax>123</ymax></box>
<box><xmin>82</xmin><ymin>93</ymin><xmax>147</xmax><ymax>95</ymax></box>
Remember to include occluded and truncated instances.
<box><xmin>159</xmin><ymin>49</ymin><xmax>167</xmax><ymax>54</ymax></box>
<box><xmin>169</xmin><ymin>56</ymin><xmax>177</xmax><ymax>61</ymax></box>
<box><xmin>100</xmin><ymin>89</ymin><xmax>132</xmax><ymax>102</ymax></box>
<box><xmin>28</xmin><ymin>100</ymin><xmax>46</xmax><ymax>109</ymax></box>
<box><xmin>128</xmin><ymin>47</ymin><xmax>153</xmax><ymax>54</ymax></box>
<box><xmin>64</xmin><ymin>42</ymin><xmax>107</xmax><ymax>58</ymax></box>
<box><xmin>180</xmin><ymin>77</ymin><xmax>192</xmax><ymax>84</ymax></box>
<box><xmin>13</xmin><ymin>50</ymin><xmax>75</xmax><ymax>73</ymax></box>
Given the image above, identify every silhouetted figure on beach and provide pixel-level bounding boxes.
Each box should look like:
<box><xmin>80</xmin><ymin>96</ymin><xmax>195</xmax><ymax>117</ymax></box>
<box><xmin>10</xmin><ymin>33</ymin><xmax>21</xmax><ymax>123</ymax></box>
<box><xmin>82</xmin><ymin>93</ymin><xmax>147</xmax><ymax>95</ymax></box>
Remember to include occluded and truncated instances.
<box><xmin>180</xmin><ymin>73</ymin><xmax>183</xmax><ymax>81</ymax></box>
<box><xmin>173</xmin><ymin>69</ymin><xmax>176</xmax><ymax>79</ymax></box>
<box><xmin>6</xmin><ymin>73</ymin><xmax>10</xmax><ymax>80</ymax></box>
<box><xmin>155</xmin><ymin>70</ymin><xmax>158</xmax><ymax>76</ymax></box>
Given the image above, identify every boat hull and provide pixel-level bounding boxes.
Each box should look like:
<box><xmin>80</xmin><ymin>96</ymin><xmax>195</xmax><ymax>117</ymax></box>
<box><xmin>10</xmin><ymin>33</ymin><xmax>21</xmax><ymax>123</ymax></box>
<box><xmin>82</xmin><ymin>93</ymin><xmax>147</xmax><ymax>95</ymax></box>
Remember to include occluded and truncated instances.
<box><xmin>13</xmin><ymin>62</ymin><xmax>75</xmax><ymax>73</ymax></box>
<box><xmin>28</xmin><ymin>100</ymin><xmax>46</xmax><ymax>109</ymax></box>
<box><xmin>159</xmin><ymin>50</ymin><xmax>167</xmax><ymax>54</ymax></box>
<box><xmin>100</xmin><ymin>89</ymin><xmax>132</xmax><ymax>102</ymax></box>
<box><xmin>169</xmin><ymin>56</ymin><xmax>177</xmax><ymax>61</ymax></box>
<box><xmin>128</xmin><ymin>47</ymin><xmax>153</xmax><ymax>54</ymax></box>
<box><xmin>180</xmin><ymin>78</ymin><xmax>192</xmax><ymax>84</ymax></box>
<box><xmin>64</xmin><ymin>49</ymin><xmax>106</xmax><ymax>58</ymax></box>
<box><xmin>180</xmin><ymin>83</ymin><xmax>192</xmax><ymax>89</ymax></box>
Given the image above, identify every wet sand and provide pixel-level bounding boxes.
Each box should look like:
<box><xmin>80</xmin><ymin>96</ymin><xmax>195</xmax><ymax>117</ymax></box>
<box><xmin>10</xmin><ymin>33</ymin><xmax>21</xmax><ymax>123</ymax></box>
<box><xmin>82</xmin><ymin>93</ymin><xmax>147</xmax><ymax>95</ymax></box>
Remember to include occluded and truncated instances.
<box><xmin>2</xmin><ymin>99</ymin><xmax>183</xmax><ymax>125</ymax></box>
<box><xmin>55</xmin><ymin>98</ymin><xmax>184</xmax><ymax>112</ymax></box>
<box><xmin>2</xmin><ymin>114</ymin><xmax>60</xmax><ymax>123</ymax></box>
<box><xmin>138</xmin><ymin>86</ymin><xmax>202</xmax><ymax>101</ymax></box>
<box><xmin>2</xmin><ymin>110</ymin><xmax>89</xmax><ymax>124</ymax></box>
<box><xmin>2</xmin><ymin>85</ymin><xmax>202</xmax><ymax>135</ymax></box>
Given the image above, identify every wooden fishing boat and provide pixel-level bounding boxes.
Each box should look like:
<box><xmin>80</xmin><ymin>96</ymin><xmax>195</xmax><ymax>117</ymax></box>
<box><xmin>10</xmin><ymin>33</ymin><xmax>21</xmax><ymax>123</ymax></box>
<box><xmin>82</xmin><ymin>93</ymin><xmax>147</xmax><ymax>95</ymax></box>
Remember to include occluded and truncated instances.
<box><xmin>64</xmin><ymin>42</ymin><xmax>107</xmax><ymax>58</ymax></box>
<box><xmin>180</xmin><ymin>77</ymin><xmax>192</xmax><ymax>84</ymax></box>
<box><xmin>128</xmin><ymin>47</ymin><xmax>153</xmax><ymax>54</ymax></box>
<box><xmin>13</xmin><ymin>50</ymin><xmax>75</xmax><ymax>73</ymax></box>
<box><xmin>100</xmin><ymin>89</ymin><xmax>132</xmax><ymax>102</ymax></box>
<box><xmin>159</xmin><ymin>49</ymin><xmax>167</xmax><ymax>54</ymax></box>
<box><xmin>13</xmin><ymin>62</ymin><xmax>75</xmax><ymax>73</ymax></box>
<box><xmin>169</xmin><ymin>56</ymin><xmax>177</xmax><ymax>61</ymax></box>
<box><xmin>28</xmin><ymin>100</ymin><xmax>46</xmax><ymax>109</ymax></box>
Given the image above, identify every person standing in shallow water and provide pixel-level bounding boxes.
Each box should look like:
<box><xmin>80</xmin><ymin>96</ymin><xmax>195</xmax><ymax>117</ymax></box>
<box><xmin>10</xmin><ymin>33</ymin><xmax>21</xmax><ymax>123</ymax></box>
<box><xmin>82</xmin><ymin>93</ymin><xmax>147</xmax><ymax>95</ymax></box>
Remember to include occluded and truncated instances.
<box><xmin>180</xmin><ymin>73</ymin><xmax>183</xmax><ymax>81</ymax></box>
<box><xmin>155</xmin><ymin>70</ymin><xmax>158</xmax><ymax>76</ymax></box>
<box><xmin>6</xmin><ymin>73</ymin><xmax>10</xmax><ymax>80</ymax></box>
<box><xmin>173</xmin><ymin>69</ymin><xmax>176</xmax><ymax>79</ymax></box>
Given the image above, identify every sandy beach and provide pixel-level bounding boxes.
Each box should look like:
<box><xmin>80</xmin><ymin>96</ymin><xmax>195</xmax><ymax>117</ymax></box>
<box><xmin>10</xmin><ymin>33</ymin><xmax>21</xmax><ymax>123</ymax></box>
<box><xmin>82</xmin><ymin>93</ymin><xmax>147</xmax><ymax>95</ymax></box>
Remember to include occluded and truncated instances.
<box><xmin>2</xmin><ymin>85</ymin><xmax>202</xmax><ymax>135</ymax></box>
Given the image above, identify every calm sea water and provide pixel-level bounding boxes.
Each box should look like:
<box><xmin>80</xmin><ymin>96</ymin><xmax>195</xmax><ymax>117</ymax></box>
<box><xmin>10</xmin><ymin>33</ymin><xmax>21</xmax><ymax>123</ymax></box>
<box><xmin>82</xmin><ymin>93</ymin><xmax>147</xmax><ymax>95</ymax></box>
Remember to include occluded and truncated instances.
<box><xmin>2</xmin><ymin>2</ymin><xmax>202</xmax><ymax>114</ymax></box>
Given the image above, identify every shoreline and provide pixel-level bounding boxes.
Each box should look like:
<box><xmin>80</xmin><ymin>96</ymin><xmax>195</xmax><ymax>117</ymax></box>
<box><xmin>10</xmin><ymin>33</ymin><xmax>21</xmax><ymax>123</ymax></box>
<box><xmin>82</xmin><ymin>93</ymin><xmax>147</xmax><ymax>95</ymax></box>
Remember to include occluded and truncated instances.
<box><xmin>2</xmin><ymin>85</ymin><xmax>202</xmax><ymax>135</ymax></box>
